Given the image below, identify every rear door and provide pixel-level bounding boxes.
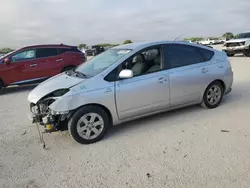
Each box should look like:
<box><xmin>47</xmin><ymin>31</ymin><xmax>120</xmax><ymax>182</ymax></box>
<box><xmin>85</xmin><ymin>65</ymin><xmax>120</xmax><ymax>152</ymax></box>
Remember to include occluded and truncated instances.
<box><xmin>35</xmin><ymin>47</ymin><xmax>61</xmax><ymax>77</ymax></box>
<box><xmin>163</xmin><ymin>44</ymin><xmax>215</xmax><ymax>107</ymax></box>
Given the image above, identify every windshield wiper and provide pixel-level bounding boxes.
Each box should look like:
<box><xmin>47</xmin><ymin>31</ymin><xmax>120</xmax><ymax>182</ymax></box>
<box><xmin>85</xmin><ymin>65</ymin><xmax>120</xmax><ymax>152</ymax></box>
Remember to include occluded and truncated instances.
<box><xmin>65</xmin><ymin>69</ymin><xmax>87</xmax><ymax>78</ymax></box>
<box><xmin>74</xmin><ymin>71</ymin><xmax>87</xmax><ymax>78</ymax></box>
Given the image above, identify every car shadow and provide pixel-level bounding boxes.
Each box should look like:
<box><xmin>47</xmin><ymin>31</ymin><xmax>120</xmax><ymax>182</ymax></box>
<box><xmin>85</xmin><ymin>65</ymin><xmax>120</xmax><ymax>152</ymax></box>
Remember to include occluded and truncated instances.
<box><xmin>106</xmin><ymin>85</ymin><xmax>248</xmax><ymax>140</ymax></box>
<box><xmin>0</xmin><ymin>84</ymin><xmax>37</xmax><ymax>95</ymax></box>
<box><xmin>106</xmin><ymin>105</ymin><xmax>202</xmax><ymax>140</ymax></box>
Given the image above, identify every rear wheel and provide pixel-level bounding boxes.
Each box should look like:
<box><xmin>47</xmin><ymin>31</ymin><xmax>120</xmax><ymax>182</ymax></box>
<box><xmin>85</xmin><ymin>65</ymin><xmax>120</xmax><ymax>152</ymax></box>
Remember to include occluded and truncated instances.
<box><xmin>243</xmin><ymin>51</ymin><xmax>250</xmax><ymax>57</ymax></box>
<box><xmin>201</xmin><ymin>81</ymin><xmax>224</xmax><ymax>109</ymax></box>
<box><xmin>68</xmin><ymin>106</ymin><xmax>110</xmax><ymax>144</ymax></box>
<box><xmin>61</xmin><ymin>66</ymin><xmax>76</xmax><ymax>73</ymax></box>
<box><xmin>0</xmin><ymin>80</ymin><xmax>3</xmax><ymax>92</ymax></box>
<box><xmin>226</xmin><ymin>52</ymin><xmax>235</xmax><ymax>57</ymax></box>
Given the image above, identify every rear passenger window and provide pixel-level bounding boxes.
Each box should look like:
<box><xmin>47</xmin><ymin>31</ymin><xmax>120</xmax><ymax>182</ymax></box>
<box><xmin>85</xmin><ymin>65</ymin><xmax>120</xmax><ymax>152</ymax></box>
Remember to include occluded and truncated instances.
<box><xmin>36</xmin><ymin>48</ymin><xmax>58</xmax><ymax>58</ymax></box>
<box><xmin>58</xmin><ymin>48</ymin><xmax>68</xmax><ymax>55</ymax></box>
<box><xmin>164</xmin><ymin>44</ymin><xmax>204</xmax><ymax>69</ymax></box>
<box><xmin>198</xmin><ymin>48</ymin><xmax>214</xmax><ymax>61</ymax></box>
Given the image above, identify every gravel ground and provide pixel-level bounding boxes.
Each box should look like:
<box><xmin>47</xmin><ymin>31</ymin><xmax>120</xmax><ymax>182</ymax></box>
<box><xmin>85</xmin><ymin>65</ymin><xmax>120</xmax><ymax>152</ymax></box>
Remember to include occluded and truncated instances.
<box><xmin>1</xmin><ymin>51</ymin><xmax>250</xmax><ymax>188</ymax></box>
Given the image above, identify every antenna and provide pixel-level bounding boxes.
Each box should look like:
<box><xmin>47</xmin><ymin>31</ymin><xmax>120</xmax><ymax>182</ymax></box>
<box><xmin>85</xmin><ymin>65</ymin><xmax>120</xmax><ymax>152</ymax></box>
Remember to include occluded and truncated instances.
<box><xmin>173</xmin><ymin>33</ymin><xmax>184</xmax><ymax>42</ymax></box>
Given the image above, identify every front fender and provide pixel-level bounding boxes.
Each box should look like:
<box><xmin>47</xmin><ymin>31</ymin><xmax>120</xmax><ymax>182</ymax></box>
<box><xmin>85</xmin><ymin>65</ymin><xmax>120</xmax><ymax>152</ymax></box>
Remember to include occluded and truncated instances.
<box><xmin>49</xmin><ymin>86</ymin><xmax>118</xmax><ymax>123</ymax></box>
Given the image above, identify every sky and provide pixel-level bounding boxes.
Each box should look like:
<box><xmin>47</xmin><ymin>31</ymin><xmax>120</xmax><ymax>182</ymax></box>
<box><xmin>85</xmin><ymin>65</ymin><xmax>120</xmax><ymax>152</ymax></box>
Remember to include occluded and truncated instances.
<box><xmin>0</xmin><ymin>0</ymin><xmax>249</xmax><ymax>48</ymax></box>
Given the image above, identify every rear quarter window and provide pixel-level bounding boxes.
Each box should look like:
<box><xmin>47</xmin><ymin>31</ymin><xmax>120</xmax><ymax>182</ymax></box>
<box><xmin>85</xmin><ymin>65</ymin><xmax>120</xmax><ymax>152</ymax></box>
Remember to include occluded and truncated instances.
<box><xmin>198</xmin><ymin>48</ymin><xmax>214</xmax><ymax>61</ymax></box>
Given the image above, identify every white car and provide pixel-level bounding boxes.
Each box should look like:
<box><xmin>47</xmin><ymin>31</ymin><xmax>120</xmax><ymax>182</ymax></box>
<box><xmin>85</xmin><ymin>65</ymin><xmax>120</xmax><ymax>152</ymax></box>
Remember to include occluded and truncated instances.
<box><xmin>198</xmin><ymin>39</ymin><xmax>215</xmax><ymax>45</ymax></box>
<box><xmin>222</xmin><ymin>31</ymin><xmax>250</xmax><ymax>57</ymax></box>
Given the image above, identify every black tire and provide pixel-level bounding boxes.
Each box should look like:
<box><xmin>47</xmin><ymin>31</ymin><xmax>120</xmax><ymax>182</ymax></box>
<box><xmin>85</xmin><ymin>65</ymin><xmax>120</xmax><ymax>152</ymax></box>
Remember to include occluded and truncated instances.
<box><xmin>226</xmin><ymin>53</ymin><xmax>235</xmax><ymax>57</ymax></box>
<box><xmin>61</xmin><ymin>66</ymin><xmax>76</xmax><ymax>73</ymax></box>
<box><xmin>68</xmin><ymin>105</ymin><xmax>110</xmax><ymax>144</ymax></box>
<box><xmin>201</xmin><ymin>81</ymin><xmax>224</xmax><ymax>109</ymax></box>
<box><xmin>0</xmin><ymin>81</ymin><xmax>3</xmax><ymax>92</ymax></box>
<box><xmin>243</xmin><ymin>51</ymin><xmax>250</xmax><ymax>57</ymax></box>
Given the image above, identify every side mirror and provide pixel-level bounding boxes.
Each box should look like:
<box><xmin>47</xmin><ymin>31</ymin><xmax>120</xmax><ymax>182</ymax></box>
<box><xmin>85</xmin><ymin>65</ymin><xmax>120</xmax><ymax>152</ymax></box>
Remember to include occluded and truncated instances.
<box><xmin>4</xmin><ymin>57</ymin><xmax>11</xmax><ymax>64</ymax></box>
<box><xmin>119</xmin><ymin>69</ymin><xmax>133</xmax><ymax>79</ymax></box>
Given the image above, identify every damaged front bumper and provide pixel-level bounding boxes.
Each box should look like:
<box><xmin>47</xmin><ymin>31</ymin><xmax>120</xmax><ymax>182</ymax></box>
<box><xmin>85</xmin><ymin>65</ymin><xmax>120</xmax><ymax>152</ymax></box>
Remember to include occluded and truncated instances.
<box><xmin>28</xmin><ymin>106</ymin><xmax>72</xmax><ymax>133</ymax></box>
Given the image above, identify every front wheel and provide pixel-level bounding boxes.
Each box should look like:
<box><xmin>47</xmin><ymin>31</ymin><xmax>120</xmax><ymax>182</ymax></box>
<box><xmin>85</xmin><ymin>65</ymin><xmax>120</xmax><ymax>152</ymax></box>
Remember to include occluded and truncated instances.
<box><xmin>68</xmin><ymin>106</ymin><xmax>110</xmax><ymax>144</ymax></box>
<box><xmin>201</xmin><ymin>81</ymin><xmax>224</xmax><ymax>109</ymax></box>
<box><xmin>61</xmin><ymin>66</ymin><xmax>76</xmax><ymax>73</ymax></box>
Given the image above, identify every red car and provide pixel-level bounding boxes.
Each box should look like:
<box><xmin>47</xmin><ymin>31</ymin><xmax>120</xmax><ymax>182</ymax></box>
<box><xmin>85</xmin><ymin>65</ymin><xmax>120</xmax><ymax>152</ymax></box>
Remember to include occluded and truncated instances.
<box><xmin>0</xmin><ymin>44</ymin><xmax>86</xmax><ymax>90</ymax></box>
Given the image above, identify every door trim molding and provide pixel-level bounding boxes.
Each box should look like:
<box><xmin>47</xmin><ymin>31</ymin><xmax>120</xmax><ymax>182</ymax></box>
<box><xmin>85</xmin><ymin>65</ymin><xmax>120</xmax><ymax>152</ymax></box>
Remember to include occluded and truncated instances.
<box><xmin>10</xmin><ymin>77</ymin><xmax>48</xmax><ymax>85</ymax></box>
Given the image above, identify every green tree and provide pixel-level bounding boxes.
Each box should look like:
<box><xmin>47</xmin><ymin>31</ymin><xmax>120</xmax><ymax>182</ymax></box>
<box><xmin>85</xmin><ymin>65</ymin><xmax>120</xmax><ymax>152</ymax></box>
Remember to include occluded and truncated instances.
<box><xmin>222</xmin><ymin>32</ymin><xmax>234</xmax><ymax>40</ymax></box>
<box><xmin>0</xmin><ymin>48</ymin><xmax>14</xmax><ymax>54</ymax></box>
<box><xmin>78</xmin><ymin>44</ymin><xmax>87</xmax><ymax>49</ymax></box>
<box><xmin>123</xmin><ymin>40</ymin><xmax>132</xmax><ymax>44</ymax></box>
<box><xmin>184</xmin><ymin>37</ymin><xmax>203</xmax><ymax>42</ymax></box>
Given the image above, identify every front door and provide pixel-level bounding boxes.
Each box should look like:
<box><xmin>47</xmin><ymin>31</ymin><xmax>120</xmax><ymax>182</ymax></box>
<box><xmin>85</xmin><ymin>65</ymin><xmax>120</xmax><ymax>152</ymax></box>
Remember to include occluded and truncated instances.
<box><xmin>115</xmin><ymin>46</ymin><xmax>170</xmax><ymax>120</ymax></box>
<box><xmin>6</xmin><ymin>49</ymin><xmax>37</xmax><ymax>84</ymax></box>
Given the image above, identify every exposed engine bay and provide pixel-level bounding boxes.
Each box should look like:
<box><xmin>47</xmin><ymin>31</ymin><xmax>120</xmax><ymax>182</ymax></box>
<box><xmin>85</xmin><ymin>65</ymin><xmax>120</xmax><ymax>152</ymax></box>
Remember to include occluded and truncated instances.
<box><xmin>29</xmin><ymin>89</ymin><xmax>71</xmax><ymax>132</ymax></box>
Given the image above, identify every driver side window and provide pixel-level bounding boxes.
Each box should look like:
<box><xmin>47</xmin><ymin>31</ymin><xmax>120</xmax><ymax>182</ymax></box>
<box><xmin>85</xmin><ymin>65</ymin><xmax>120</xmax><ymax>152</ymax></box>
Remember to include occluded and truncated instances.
<box><xmin>122</xmin><ymin>47</ymin><xmax>163</xmax><ymax>77</ymax></box>
<box><xmin>11</xmin><ymin>49</ymin><xmax>35</xmax><ymax>62</ymax></box>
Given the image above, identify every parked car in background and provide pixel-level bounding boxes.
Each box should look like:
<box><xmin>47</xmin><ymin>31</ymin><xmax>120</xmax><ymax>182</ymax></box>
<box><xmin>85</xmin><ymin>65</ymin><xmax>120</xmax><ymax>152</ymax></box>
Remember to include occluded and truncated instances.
<box><xmin>28</xmin><ymin>41</ymin><xmax>233</xmax><ymax>144</ymax></box>
<box><xmin>86</xmin><ymin>45</ymin><xmax>105</xmax><ymax>56</ymax></box>
<box><xmin>0</xmin><ymin>44</ymin><xmax>86</xmax><ymax>90</ymax></box>
<box><xmin>214</xmin><ymin>38</ymin><xmax>226</xmax><ymax>44</ymax></box>
<box><xmin>198</xmin><ymin>38</ymin><xmax>216</xmax><ymax>45</ymax></box>
<box><xmin>222</xmin><ymin>31</ymin><xmax>250</xmax><ymax>57</ymax></box>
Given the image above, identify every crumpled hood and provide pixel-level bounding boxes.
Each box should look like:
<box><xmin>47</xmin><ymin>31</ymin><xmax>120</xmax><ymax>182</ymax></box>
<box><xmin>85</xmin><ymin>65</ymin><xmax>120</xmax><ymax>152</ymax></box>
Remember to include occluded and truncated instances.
<box><xmin>225</xmin><ymin>38</ymin><xmax>250</xmax><ymax>43</ymax></box>
<box><xmin>27</xmin><ymin>73</ymin><xmax>84</xmax><ymax>103</ymax></box>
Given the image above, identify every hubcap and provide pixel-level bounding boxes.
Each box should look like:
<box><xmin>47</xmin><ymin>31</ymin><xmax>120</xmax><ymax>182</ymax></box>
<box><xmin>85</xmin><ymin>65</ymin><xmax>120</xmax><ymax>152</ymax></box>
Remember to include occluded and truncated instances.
<box><xmin>76</xmin><ymin>113</ymin><xmax>104</xmax><ymax>140</ymax></box>
<box><xmin>207</xmin><ymin>85</ymin><xmax>222</xmax><ymax>105</ymax></box>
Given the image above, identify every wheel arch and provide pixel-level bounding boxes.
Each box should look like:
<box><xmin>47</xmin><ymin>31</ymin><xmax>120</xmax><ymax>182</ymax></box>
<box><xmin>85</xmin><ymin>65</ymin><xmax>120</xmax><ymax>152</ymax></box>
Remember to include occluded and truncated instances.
<box><xmin>72</xmin><ymin>103</ymin><xmax>113</xmax><ymax>126</ymax></box>
<box><xmin>61</xmin><ymin>65</ymin><xmax>76</xmax><ymax>72</ymax></box>
<box><xmin>204</xmin><ymin>79</ymin><xmax>226</xmax><ymax>95</ymax></box>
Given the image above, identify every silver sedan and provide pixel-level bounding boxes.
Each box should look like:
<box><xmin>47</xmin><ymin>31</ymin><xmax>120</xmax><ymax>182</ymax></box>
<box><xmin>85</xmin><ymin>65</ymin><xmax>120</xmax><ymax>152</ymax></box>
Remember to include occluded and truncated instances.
<box><xmin>28</xmin><ymin>41</ymin><xmax>233</xmax><ymax>144</ymax></box>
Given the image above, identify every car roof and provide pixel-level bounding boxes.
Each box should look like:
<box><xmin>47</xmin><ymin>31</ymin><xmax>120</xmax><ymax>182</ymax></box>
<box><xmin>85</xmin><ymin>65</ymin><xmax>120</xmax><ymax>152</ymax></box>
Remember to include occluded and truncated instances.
<box><xmin>21</xmin><ymin>44</ymin><xmax>74</xmax><ymax>50</ymax></box>
<box><xmin>112</xmin><ymin>40</ymin><xmax>212</xmax><ymax>50</ymax></box>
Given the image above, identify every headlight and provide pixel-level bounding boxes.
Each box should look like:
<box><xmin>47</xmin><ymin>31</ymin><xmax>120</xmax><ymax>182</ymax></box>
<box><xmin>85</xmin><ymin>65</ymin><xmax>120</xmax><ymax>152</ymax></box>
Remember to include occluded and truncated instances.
<box><xmin>51</xmin><ymin>110</ymin><xmax>69</xmax><ymax>115</ymax></box>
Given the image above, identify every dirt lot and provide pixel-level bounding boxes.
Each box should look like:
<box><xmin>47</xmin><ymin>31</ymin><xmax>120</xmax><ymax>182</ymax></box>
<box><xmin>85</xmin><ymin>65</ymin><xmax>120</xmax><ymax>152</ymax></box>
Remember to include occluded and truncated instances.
<box><xmin>1</xmin><ymin>53</ymin><xmax>250</xmax><ymax>188</ymax></box>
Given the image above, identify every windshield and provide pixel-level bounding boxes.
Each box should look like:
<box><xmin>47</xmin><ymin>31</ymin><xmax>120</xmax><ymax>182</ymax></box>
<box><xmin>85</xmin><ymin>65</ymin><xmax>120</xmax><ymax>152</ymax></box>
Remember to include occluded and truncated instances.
<box><xmin>236</xmin><ymin>32</ymin><xmax>250</xmax><ymax>39</ymax></box>
<box><xmin>75</xmin><ymin>49</ymin><xmax>131</xmax><ymax>77</ymax></box>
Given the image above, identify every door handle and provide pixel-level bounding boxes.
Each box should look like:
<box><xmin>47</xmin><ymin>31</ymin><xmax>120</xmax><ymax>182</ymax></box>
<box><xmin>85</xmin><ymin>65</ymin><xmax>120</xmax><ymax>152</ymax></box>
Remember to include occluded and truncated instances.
<box><xmin>30</xmin><ymin>64</ymin><xmax>37</xmax><ymax>67</ymax></box>
<box><xmin>201</xmin><ymin>68</ymin><xmax>209</xmax><ymax>73</ymax></box>
<box><xmin>56</xmin><ymin>59</ymin><xmax>63</xmax><ymax>62</ymax></box>
<box><xmin>157</xmin><ymin>77</ymin><xmax>167</xmax><ymax>83</ymax></box>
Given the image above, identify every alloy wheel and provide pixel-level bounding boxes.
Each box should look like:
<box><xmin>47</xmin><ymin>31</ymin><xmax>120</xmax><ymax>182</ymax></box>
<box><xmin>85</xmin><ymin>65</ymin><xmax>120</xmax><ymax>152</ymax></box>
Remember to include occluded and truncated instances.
<box><xmin>206</xmin><ymin>85</ymin><xmax>222</xmax><ymax>106</ymax></box>
<box><xmin>76</xmin><ymin>113</ymin><xmax>104</xmax><ymax>140</ymax></box>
